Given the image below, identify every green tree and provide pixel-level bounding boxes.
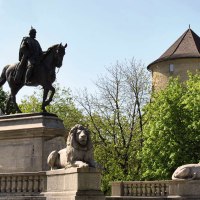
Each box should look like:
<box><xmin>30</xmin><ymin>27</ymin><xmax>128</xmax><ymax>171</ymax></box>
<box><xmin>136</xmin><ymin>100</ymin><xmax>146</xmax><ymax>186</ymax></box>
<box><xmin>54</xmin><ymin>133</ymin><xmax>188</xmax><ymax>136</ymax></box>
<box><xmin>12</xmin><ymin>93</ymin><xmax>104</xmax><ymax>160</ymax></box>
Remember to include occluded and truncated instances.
<box><xmin>19</xmin><ymin>85</ymin><xmax>84</xmax><ymax>133</ymax></box>
<box><xmin>0</xmin><ymin>87</ymin><xmax>17</xmax><ymax>114</ymax></box>
<box><xmin>141</xmin><ymin>73</ymin><xmax>200</xmax><ymax>180</ymax></box>
<box><xmin>0</xmin><ymin>87</ymin><xmax>8</xmax><ymax>113</ymax></box>
<box><xmin>77</xmin><ymin>59</ymin><xmax>151</xmax><ymax>194</ymax></box>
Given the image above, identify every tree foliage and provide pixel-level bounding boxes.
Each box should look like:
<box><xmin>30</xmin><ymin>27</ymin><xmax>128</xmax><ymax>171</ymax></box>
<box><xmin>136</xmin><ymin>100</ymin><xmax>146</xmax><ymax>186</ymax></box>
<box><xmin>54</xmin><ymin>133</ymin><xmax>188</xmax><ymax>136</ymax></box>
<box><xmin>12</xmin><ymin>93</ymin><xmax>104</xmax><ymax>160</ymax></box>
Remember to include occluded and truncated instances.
<box><xmin>0</xmin><ymin>87</ymin><xmax>17</xmax><ymax>114</ymax></box>
<box><xmin>141</xmin><ymin>73</ymin><xmax>200</xmax><ymax>180</ymax></box>
<box><xmin>76</xmin><ymin>59</ymin><xmax>151</xmax><ymax>194</ymax></box>
<box><xmin>0</xmin><ymin>87</ymin><xmax>8</xmax><ymax>114</ymax></box>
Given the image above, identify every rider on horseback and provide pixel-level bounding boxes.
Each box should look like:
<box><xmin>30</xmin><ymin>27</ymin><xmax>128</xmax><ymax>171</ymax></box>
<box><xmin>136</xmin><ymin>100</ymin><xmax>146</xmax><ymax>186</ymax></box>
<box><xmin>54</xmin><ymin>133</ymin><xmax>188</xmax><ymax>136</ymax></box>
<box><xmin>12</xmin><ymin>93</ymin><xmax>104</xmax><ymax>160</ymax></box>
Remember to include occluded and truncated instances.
<box><xmin>17</xmin><ymin>27</ymin><xmax>43</xmax><ymax>85</ymax></box>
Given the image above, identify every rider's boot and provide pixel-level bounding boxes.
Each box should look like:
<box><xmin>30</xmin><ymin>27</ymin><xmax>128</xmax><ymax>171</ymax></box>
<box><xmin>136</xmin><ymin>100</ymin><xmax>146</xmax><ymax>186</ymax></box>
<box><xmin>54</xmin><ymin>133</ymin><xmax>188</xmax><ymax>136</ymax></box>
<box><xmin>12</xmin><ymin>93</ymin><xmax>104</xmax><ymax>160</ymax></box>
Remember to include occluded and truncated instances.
<box><xmin>25</xmin><ymin>66</ymin><xmax>33</xmax><ymax>85</ymax></box>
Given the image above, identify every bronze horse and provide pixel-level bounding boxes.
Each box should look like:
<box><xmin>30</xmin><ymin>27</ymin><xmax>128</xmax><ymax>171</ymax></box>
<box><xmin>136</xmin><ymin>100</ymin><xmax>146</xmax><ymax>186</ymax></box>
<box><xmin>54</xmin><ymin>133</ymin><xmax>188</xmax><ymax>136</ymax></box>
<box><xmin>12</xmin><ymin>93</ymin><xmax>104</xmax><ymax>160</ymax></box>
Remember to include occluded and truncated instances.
<box><xmin>0</xmin><ymin>43</ymin><xmax>67</xmax><ymax>114</ymax></box>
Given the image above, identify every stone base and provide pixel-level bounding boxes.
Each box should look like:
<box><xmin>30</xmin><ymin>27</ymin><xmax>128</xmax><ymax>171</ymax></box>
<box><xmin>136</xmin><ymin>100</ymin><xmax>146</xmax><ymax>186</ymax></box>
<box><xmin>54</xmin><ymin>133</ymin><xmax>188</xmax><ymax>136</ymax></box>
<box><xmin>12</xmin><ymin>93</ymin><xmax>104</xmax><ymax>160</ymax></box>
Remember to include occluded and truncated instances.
<box><xmin>0</xmin><ymin>113</ymin><xmax>66</xmax><ymax>172</ymax></box>
<box><xmin>44</xmin><ymin>167</ymin><xmax>105</xmax><ymax>200</ymax></box>
<box><xmin>169</xmin><ymin>180</ymin><xmax>200</xmax><ymax>197</ymax></box>
<box><xmin>0</xmin><ymin>196</ymin><xmax>46</xmax><ymax>200</ymax></box>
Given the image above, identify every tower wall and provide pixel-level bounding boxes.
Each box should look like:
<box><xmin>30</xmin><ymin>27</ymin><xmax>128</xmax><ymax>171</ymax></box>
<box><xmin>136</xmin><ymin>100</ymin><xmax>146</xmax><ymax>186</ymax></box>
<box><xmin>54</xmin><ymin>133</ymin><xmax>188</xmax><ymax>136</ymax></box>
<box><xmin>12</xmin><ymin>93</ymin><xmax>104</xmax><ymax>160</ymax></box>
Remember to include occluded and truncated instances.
<box><xmin>150</xmin><ymin>58</ymin><xmax>200</xmax><ymax>91</ymax></box>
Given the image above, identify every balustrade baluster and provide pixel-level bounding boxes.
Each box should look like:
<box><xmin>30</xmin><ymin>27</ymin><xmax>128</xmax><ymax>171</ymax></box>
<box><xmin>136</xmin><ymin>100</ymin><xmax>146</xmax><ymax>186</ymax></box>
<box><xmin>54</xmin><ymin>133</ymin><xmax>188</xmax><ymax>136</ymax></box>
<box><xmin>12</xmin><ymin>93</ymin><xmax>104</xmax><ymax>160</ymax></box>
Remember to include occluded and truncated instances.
<box><xmin>22</xmin><ymin>176</ymin><xmax>28</xmax><ymax>192</ymax></box>
<box><xmin>158</xmin><ymin>183</ymin><xmax>162</xmax><ymax>196</ymax></box>
<box><xmin>165</xmin><ymin>183</ymin><xmax>169</xmax><ymax>195</ymax></box>
<box><xmin>128</xmin><ymin>184</ymin><xmax>133</xmax><ymax>196</ymax></box>
<box><xmin>151</xmin><ymin>183</ymin><xmax>155</xmax><ymax>196</ymax></box>
<box><xmin>1</xmin><ymin>177</ymin><xmax>6</xmax><ymax>193</ymax></box>
<box><xmin>33</xmin><ymin>176</ymin><xmax>39</xmax><ymax>192</ymax></box>
<box><xmin>127</xmin><ymin>184</ymin><xmax>131</xmax><ymax>196</ymax></box>
<box><xmin>17</xmin><ymin>176</ymin><xmax>22</xmax><ymax>193</ymax></box>
<box><xmin>146</xmin><ymin>183</ymin><xmax>150</xmax><ymax>196</ymax></box>
<box><xmin>141</xmin><ymin>183</ymin><xmax>144</xmax><ymax>196</ymax></box>
<box><xmin>138</xmin><ymin>183</ymin><xmax>142</xmax><ymax>196</ymax></box>
<box><xmin>123</xmin><ymin>183</ymin><xmax>128</xmax><ymax>196</ymax></box>
<box><xmin>135</xmin><ymin>183</ymin><xmax>138</xmax><ymax>196</ymax></box>
<box><xmin>38</xmin><ymin>176</ymin><xmax>44</xmax><ymax>192</ymax></box>
<box><xmin>28</xmin><ymin>176</ymin><xmax>33</xmax><ymax>193</ymax></box>
<box><xmin>128</xmin><ymin>184</ymin><xmax>132</xmax><ymax>196</ymax></box>
<box><xmin>11</xmin><ymin>176</ymin><xmax>16</xmax><ymax>193</ymax></box>
<box><xmin>155</xmin><ymin>183</ymin><xmax>159</xmax><ymax>196</ymax></box>
<box><xmin>132</xmin><ymin>183</ymin><xmax>135</xmax><ymax>196</ymax></box>
<box><xmin>160</xmin><ymin>183</ymin><xmax>164</xmax><ymax>196</ymax></box>
<box><xmin>132</xmin><ymin>183</ymin><xmax>136</xmax><ymax>196</ymax></box>
<box><xmin>142</xmin><ymin>183</ymin><xmax>147</xmax><ymax>196</ymax></box>
<box><xmin>130</xmin><ymin>184</ymin><xmax>133</xmax><ymax>196</ymax></box>
<box><xmin>6</xmin><ymin>176</ymin><xmax>11</xmax><ymax>193</ymax></box>
<box><xmin>136</xmin><ymin>183</ymin><xmax>139</xmax><ymax>196</ymax></box>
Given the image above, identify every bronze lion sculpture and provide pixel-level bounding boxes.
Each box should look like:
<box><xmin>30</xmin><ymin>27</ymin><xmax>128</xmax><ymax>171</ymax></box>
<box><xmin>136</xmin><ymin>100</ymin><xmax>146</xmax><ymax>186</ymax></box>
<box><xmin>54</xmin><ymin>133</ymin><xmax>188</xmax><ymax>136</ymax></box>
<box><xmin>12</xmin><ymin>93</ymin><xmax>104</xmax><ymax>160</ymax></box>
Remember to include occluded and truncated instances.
<box><xmin>47</xmin><ymin>124</ymin><xmax>97</xmax><ymax>169</ymax></box>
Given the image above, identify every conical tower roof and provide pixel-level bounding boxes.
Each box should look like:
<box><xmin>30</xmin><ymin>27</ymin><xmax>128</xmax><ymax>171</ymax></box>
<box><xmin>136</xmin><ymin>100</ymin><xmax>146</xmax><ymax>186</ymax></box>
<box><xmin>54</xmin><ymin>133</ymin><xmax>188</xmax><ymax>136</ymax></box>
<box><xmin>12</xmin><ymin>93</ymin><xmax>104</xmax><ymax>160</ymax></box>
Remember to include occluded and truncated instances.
<box><xmin>147</xmin><ymin>28</ymin><xmax>200</xmax><ymax>70</ymax></box>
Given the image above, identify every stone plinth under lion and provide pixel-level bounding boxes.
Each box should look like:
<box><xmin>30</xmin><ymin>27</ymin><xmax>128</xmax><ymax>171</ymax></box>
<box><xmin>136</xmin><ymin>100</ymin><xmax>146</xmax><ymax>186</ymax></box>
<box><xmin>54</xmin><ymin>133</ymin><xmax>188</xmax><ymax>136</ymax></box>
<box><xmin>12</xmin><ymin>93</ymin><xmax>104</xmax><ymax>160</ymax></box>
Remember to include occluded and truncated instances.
<box><xmin>44</xmin><ymin>167</ymin><xmax>105</xmax><ymax>200</ymax></box>
<box><xmin>0</xmin><ymin>113</ymin><xmax>66</xmax><ymax>172</ymax></box>
<box><xmin>169</xmin><ymin>163</ymin><xmax>200</xmax><ymax>197</ymax></box>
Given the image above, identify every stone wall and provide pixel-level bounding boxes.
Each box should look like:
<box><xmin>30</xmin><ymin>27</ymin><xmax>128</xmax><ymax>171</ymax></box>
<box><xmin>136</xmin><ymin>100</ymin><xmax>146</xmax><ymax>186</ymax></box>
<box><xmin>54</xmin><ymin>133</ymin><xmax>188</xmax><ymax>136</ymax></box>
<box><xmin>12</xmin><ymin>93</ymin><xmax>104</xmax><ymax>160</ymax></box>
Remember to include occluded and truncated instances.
<box><xmin>150</xmin><ymin>58</ymin><xmax>200</xmax><ymax>91</ymax></box>
<box><xmin>0</xmin><ymin>168</ymin><xmax>105</xmax><ymax>200</ymax></box>
<box><xmin>108</xmin><ymin>180</ymin><xmax>200</xmax><ymax>199</ymax></box>
<box><xmin>0</xmin><ymin>171</ymin><xmax>46</xmax><ymax>200</ymax></box>
<box><xmin>0</xmin><ymin>113</ymin><xmax>66</xmax><ymax>172</ymax></box>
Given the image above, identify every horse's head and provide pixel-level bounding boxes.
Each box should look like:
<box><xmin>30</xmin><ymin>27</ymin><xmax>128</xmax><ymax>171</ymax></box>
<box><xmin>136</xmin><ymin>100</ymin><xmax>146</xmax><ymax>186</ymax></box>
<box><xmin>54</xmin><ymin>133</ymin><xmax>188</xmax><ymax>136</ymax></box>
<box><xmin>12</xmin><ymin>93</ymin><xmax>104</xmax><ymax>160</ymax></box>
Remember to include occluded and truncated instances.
<box><xmin>53</xmin><ymin>43</ymin><xmax>67</xmax><ymax>68</ymax></box>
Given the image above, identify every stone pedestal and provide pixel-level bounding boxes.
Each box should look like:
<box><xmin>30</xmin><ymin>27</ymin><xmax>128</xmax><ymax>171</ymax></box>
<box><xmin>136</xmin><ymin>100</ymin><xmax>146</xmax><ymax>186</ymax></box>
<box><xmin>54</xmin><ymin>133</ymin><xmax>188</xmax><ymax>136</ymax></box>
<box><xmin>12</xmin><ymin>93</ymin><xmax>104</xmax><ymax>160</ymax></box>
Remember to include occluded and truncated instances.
<box><xmin>0</xmin><ymin>113</ymin><xmax>66</xmax><ymax>173</ymax></box>
<box><xmin>169</xmin><ymin>180</ymin><xmax>200</xmax><ymax>198</ymax></box>
<box><xmin>44</xmin><ymin>167</ymin><xmax>105</xmax><ymax>200</ymax></box>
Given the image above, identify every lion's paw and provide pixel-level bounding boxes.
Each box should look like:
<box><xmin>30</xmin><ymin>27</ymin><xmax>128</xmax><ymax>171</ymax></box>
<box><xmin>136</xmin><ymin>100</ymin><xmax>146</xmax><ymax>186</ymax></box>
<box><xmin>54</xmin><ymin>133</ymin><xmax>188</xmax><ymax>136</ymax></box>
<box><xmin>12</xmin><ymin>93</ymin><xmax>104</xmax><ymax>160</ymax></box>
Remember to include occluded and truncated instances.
<box><xmin>74</xmin><ymin>161</ymin><xmax>89</xmax><ymax>168</ymax></box>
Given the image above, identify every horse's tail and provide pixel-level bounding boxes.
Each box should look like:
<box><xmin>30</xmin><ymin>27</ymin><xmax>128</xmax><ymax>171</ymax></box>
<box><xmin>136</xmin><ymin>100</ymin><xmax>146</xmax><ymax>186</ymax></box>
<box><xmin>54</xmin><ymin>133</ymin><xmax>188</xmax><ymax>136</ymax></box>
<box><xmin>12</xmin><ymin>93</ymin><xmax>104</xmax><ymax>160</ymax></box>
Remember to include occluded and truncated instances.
<box><xmin>0</xmin><ymin>65</ymin><xmax>9</xmax><ymax>87</ymax></box>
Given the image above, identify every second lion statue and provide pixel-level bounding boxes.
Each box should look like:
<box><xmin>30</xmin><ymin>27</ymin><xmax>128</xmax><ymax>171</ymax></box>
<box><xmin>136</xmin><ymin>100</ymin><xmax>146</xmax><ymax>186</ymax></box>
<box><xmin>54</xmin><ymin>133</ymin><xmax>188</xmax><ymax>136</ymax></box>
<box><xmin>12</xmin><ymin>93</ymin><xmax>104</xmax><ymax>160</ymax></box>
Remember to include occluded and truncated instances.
<box><xmin>47</xmin><ymin>124</ymin><xmax>97</xmax><ymax>169</ymax></box>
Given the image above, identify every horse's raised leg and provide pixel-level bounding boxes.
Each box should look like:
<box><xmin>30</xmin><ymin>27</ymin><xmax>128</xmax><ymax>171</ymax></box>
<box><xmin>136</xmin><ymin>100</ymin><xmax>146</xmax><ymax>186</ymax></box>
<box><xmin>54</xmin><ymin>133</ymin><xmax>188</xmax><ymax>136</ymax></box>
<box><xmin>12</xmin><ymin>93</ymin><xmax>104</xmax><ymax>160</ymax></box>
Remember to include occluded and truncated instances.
<box><xmin>45</xmin><ymin>85</ymin><xmax>55</xmax><ymax>106</ymax></box>
<box><xmin>5</xmin><ymin>95</ymin><xmax>11</xmax><ymax>114</ymax></box>
<box><xmin>42</xmin><ymin>86</ymin><xmax>55</xmax><ymax>113</ymax></box>
<box><xmin>12</xmin><ymin>95</ymin><xmax>21</xmax><ymax>113</ymax></box>
<box><xmin>11</xmin><ymin>87</ymin><xmax>22</xmax><ymax>113</ymax></box>
<box><xmin>42</xmin><ymin>88</ymin><xmax>49</xmax><ymax>113</ymax></box>
<box><xmin>5</xmin><ymin>92</ymin><xmax>22</xmax><ymax>114</ymax></box>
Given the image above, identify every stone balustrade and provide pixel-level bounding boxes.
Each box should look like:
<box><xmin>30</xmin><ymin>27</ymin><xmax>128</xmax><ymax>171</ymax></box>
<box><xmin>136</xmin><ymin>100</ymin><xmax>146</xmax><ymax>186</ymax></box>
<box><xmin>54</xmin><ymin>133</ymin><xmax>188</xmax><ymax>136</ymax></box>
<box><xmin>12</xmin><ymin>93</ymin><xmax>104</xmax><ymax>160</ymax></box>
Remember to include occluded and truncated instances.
<box><xmin>0</xmin><ymin>172</ymin><xmax>46</xmax><ymax>195</ymax></box>
<box><xmin>111</xmin><ymin>181</ymin><xmax>171</xmax><ymax>197</ymax></box>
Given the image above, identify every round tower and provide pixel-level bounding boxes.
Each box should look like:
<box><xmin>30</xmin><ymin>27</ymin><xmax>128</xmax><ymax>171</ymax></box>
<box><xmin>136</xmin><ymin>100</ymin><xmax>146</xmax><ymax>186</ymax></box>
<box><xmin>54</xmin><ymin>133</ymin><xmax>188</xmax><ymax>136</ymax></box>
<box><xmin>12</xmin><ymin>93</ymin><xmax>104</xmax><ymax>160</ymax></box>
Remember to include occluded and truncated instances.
<box><xmin>147</xmin><ymin>28</ymin><xmax>200</xmax><ymax>91</ymax></box>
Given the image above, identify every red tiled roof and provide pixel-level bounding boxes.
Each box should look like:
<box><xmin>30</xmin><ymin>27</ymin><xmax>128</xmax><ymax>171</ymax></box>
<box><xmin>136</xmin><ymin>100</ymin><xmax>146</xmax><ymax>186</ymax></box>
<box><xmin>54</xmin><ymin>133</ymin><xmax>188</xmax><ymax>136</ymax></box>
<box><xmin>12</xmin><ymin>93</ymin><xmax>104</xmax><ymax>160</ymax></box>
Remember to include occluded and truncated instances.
<box><xmin>147</xmin><ymin>28</ymin><xmax>200</xmax><ymax>70</ymax></box>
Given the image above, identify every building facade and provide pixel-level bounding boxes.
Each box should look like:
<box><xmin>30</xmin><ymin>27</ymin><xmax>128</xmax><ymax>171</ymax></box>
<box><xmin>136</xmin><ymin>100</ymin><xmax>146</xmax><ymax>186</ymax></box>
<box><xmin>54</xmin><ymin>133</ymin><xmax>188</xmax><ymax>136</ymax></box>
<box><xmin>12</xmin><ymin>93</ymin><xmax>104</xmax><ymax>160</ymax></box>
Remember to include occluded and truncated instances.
<box><xmin>147</xmin><ymin>28</ymin><xmax>200</xmax><ymax>91</ymax></box>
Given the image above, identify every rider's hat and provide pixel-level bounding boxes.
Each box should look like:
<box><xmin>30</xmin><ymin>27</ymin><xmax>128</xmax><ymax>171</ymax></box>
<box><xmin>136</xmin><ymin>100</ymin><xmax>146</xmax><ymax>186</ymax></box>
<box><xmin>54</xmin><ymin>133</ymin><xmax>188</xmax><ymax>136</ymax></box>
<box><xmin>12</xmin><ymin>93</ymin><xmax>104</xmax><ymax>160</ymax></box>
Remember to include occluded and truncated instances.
<box><xmin>29</xmin><ymin>26</ymin><xmax>37</xmax><ymax>35</ymax></box>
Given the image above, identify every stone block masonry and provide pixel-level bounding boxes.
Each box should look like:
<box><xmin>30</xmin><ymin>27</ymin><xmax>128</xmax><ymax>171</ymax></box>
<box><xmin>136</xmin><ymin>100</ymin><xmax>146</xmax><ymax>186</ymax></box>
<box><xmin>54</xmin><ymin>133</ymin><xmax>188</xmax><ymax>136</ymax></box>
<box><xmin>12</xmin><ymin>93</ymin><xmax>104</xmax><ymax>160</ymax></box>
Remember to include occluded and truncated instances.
<box><xmin>0</xmin><ymin>113</ymin><xmax>66</xmax><ymax>172</ymax></box>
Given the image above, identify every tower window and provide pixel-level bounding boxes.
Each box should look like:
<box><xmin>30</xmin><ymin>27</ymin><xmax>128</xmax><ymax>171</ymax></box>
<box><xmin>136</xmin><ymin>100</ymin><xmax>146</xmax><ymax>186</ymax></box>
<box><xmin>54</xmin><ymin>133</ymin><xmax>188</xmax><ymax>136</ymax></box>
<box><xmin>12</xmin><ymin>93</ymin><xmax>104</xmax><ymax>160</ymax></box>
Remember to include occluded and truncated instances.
<box><xmin>169</xmin><ymin>64</ymin><xmax>174</xmax><ymax>73</ymax></box>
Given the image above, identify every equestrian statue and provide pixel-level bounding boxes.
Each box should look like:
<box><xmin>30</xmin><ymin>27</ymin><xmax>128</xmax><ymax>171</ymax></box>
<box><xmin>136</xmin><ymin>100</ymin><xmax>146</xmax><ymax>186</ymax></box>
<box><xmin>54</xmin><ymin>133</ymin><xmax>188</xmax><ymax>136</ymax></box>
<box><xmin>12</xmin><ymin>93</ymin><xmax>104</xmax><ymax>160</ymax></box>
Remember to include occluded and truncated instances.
<box><xmin>0</xmin><ymin>27</ymin><xmax>67</xmax><ymax>114</ymax></box>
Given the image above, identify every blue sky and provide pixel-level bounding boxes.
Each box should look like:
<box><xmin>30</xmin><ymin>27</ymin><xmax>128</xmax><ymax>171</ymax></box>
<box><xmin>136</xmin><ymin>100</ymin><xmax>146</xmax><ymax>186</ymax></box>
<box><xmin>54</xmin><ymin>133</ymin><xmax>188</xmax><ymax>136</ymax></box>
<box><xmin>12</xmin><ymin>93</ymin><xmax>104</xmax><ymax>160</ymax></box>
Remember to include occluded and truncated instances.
<box><xmin>0</xmin><ymin>0</ymin><xmax>200</xmax><ymax>102</ymax></box>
